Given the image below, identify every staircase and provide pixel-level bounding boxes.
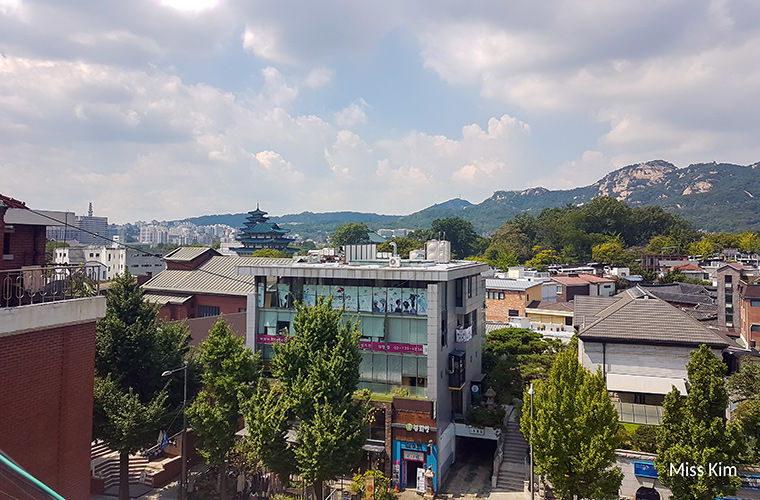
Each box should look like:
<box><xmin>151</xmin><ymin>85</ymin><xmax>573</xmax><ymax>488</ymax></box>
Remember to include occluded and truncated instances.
<box><xmin>493</xmin><ymin>420</ymin><xmax>529</xmax><ymax>492</ymax></box>
<box><xmin>91</xmin><ymin>441</ymin><xmax>152</xmax><ymax>490</ymax></box>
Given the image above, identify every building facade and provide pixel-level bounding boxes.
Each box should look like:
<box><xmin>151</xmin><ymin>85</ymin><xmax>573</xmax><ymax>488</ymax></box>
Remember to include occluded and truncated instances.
<box><xmin>236</xmin><ymin>256</ymin><xmax>489</xmax><ymax>490</ymax></box>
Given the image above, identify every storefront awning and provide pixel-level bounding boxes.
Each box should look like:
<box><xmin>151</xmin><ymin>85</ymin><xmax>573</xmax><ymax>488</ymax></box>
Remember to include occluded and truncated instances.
<box><xmin>606</xmin><ymin>373</ymin><xmax>688</xmax><ymax>395</ymax></box>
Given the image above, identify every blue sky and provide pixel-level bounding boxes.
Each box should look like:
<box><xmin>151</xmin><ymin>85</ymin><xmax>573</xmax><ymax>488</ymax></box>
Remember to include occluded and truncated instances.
<box><xmin>2</xmin><ymin>0</ymin><xmax>760</xmax><ymax>223</ymax></box>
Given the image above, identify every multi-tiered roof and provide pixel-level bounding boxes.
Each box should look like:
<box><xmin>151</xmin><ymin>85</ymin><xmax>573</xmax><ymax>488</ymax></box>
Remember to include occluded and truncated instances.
<box><xmin>231</xmin><ymin>205</ymin><xmax>294</xmax><ymax>256</ymax></box>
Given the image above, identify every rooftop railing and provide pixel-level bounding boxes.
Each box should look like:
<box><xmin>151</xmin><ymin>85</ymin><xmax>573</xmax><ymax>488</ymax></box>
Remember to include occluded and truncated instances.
<box><xmin>0</xmin><ymin>264</ymin><xmax>101</xmax><ymax>309</ymax></box>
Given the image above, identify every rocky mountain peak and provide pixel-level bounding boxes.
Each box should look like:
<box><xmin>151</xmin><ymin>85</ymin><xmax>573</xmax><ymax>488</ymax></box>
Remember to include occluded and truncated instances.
<box><xmin>593</xmin><ymin>160</ymin><xmax>677</xmax><ymax>201</ymax></box>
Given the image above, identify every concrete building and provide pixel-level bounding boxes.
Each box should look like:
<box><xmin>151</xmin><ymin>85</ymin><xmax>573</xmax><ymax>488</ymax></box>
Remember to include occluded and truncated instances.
<box><xmin>575</xmin><ymin>288</ymin><xmax>736</xmax><ymax>424</ymax></box>
<box><xmin>553</xmin><ymin>273</ymin><xmax>615</xmax><ymax>302</ymax></box>
<box><xmin>0</xmin><ymin>193</ymin><xmax>106</xmax><ymax>500</ymax></box>
<box><xmin>235</xmin><ymin>248</ymin><xmax>489</xmax><ymax>491</ymax></box>
<box><xmin>74</xmin><ymin>203</ymin><xmax>109</xmax><ymax>246</ymax></box>
<box><xmin>53</xmin><ymin>245</ymin><xmax>166</xmax><ymax>279</ymax></box>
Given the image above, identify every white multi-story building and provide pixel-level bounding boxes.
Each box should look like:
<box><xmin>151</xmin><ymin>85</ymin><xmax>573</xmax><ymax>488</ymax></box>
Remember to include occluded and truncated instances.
<box><xmin>54</xmin><ymin>245</ymin><xmax>165</xmax><ymax>279</ymax></box>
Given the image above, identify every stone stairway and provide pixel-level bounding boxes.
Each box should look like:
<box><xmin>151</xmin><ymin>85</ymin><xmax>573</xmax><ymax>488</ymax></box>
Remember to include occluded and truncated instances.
<box><xmin>90</xmin><ymin>441</ymin><xmax>152</xmax><ymax>490</ymax></box>
<box><xmin>493</xmin><ymin>420</ymin><xmax>529</xmax><ymax>492</ymax></box>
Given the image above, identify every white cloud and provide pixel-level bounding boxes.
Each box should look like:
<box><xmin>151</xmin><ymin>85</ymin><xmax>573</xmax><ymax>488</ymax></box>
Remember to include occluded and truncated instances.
<box><xmin>303</xmin><ymin>68</ymin><xmax>333</xmax><ymax>88</ymax></box>
<box><xmin>334</xmin><ymin>99</ymin><xmax>369</xmax><ymax>127</ymax></box>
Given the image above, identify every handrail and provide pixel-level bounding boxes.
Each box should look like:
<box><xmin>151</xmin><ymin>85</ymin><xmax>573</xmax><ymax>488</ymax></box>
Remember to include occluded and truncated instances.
<box><xmin>0</xmin><ymin>264</ymin><xmax>100</xmax><ymax>308</ymax></box>
<box><xmin>0</xmin><ymin>449</ymin><xmax>66</xmax><ymax>500</ymax></box>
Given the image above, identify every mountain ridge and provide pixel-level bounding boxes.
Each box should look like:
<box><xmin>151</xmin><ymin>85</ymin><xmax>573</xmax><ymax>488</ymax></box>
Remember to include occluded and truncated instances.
<box><xmin>176</xmin><ymin>160</ymin><xmax>760</xmax><ymax>237</ymax></box>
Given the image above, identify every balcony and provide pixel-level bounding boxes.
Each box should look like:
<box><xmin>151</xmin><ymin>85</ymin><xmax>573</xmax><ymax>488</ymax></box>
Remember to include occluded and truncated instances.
<box><xmin>0</xmin><ymin>264</ymin><xmax>101</xmax><ymax>308</ymax></box>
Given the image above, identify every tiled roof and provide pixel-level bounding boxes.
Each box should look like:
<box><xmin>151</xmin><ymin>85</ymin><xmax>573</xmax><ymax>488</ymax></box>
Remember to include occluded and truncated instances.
<box><xmin>142</xmin><ymin>256</ymin><xmax>293</xmax><ymax>296</ymax></box>
<box><xmin>526</xmin><ymin>300</ymin><xmax>574</xmax><ymax>313</ymax></box>
<box><xmin>486</xmin><ymin>279</ymin><xmax>543</xmax><ymax>291</ymax></box>
<box><xmin>574</xmin><ymin>295</ymin><xmax>619</xmax><ymax>327</ymax></box>
<box><xmin>164</xmin><ymin>247</ymin><xmax>220</xmax><ymax>262</ymax></box>
<box><xmin>674</xmin><ymin>263</ymin><xmax>704</xmax><ymax>272</ymax></box>
<box><xmin>739</xmin><ymin>283</ymin><xmax>760</xmax><ymax>299</ymax></box>
<box><xmin>578</xmin><ymin>292</ymin><xmax>728</xmax><ymax>348</ymax></box>
<box><xmin>552</xmin><ymin>275</ymin><xmax>592</xmax><ymax>286</ymax></box>
<box><xmin>0</xmin><ymin>193</ymin><xmax>28</xmax><ymax>209</ymax></box>
<box><xmin>485</xmin><ymin>321</ymin><xmax>511</xmax><ymax>334</ymax></box>
<box><xmin>638</xmin><ymin>283</ymin><xmax>716</xmax><ymax>306</ymax></box>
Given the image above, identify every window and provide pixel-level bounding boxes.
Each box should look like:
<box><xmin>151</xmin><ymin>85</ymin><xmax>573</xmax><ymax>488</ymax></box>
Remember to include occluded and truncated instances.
<box><xmin>467</xmin><ymin>276</ymin><xmax>473</xmax><ymax>299</ymax></box>
<box><xmin>198</xmin><ymin>305</ymin><xmax>221</xmax><ymax>317</ymax></box>
<box><xmin>634</xmin><ymin>393</ymin><xmax>647</xmax><ymax>404</ymax></box>
<box><xmin>3</xmin><ymin>233</ymin><xmax>10</xmax><ymax>255</ymax></box>
<box><xmin>499</xmin><ymin>292</ymin><xmax>504</xmax><ymax>300</ymax></box>
<box><xmin>455</xmin><ymin>279</ymin><xmax>463</xmax><ymax>307</ymax></box>
<box><xmin>556</xmin><ymin>285</ymin><xmax>563</xmax><ymax>294</ymax></box>
<box><xmin>441</xmin><ymin>315</ymin><xmax>448</xmax><ymax>348</ymax></box>
<box><xmin>751</xmin><ymin>300</ymin><xmax>760</xmax><ymax>307</ymax></box>
<box><xmin>565</xmin><ymin>316</ymin><xmax>573</xmax><ymax>326</ymax></box>
<box><xmin>508</xmin><ymin>309</ymin><xmax>519</xmax><ymax>317</ymax></box>
<box><xmin>751</xmin><ymin>325</ymin><xmax>760</xmax><ymax>333</ymax></box>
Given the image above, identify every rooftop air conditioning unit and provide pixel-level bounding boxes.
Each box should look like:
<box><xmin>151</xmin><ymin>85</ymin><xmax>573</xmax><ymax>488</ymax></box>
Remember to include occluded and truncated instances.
<box><xmin>389</xmin><ymin>256</ymin><xmax>402</xmax><ymax>268</ymax></box>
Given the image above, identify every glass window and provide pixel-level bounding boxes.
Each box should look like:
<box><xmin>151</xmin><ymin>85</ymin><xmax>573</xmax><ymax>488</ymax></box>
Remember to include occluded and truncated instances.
<box><xmin>751</xmin><ymin>299</ymin><xmax>760</xmax><ymax>307</ymax></box>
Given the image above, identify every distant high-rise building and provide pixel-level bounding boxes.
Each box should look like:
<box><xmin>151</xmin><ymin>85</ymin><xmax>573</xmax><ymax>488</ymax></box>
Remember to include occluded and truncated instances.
<box><xmin>75</xmin><ymin>202</ymin><xmax>108</xmax><ymax>245</ymax></box>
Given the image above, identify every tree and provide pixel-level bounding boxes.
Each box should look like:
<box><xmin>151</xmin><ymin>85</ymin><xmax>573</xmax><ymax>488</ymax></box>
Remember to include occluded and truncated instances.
<box><xmin>521</xmin><ymin>350</ymin><xmax>623</xmax><ymax>500</ymax></box>
<box><xmin>482</xmin><ymin>242</ymin><xmax>519</xmax><ymax>270</ymax></box>
<box><xmin>727</xmin><ymin>360</ymin><xmax>760</xmax><ymax>462</ymax></box>
<box><xmin>654</xmin><ymin>345</ymin><xmax>742</xmax><ymax>500</ymax></box>
<box><xmin>350</xmin><ymin>470</ymin><xmax>394</xmax><ymax>500</ymax></box>
<box><xmin>591</xmin><ymin>241</ymin><xmax>627</xmax><ymax>266</ymax></box>
<box><xmin>525</xmin><ymin>247</ymin><xmax>561</xmax><ymax>272</ymax></box>
<box><xmin>430</xmin><ymin>217</ymin><xmax>482</xmax><ymax>259</ymax></box>
<box><xmin>491</xmin><ymin>222</ymin><xmax>532</xmax><ymax>261</ymax></box>
<box><xmin>330</xmin><ymin>223</ymin><xmax>371</xmax><ymax>246</ymax></box>
<box><xmin>251</xmin><ymin>248</ymin><xmax>290</xmax><ymax>258</ymax></box>
<box><xmin>377</xmin><ymin>236</ymin><xmax>424</xmax><ymax>258</ymax></box>
<box><xmin>646</xmin><ymin>234</ymin><xmax>680</xmax><ymax>254</ymax></box>
<box><xmin>94</xmin><ymin>271</ymin><xmax>191</xmax><ymax>500</ymax></box>
<box><xmin>186</xmin><ymin>318</ymin><xmax>260</xmax><ymax>500</ymax></box>
<box><xmin>241</xmin><ymin>298</ymin><xmax>369</xmax><ymax>499</ymax></box>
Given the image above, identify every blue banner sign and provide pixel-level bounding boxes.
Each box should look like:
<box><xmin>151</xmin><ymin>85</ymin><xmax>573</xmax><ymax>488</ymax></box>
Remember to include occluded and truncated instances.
<box><xmin>741</xmin><ymin>474</ymin><xmax>760</xmax><ymax>490</ymax></box>
<box><xmin>633</xmin><ymin>461</ymin><xmax>659</xmax><ymax>479</ymax></box>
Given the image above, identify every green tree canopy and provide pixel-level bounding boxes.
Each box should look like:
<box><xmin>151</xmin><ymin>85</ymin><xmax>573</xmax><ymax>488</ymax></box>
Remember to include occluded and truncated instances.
<box><xmin>521</xmin><ymin>349</ymin><xmax>623</xmax><ymax>500</ymax></box>
<box><xmin>251</xmin><ymin>248</ymin><xmax>291</xmax><ymax>258</ymax></box>
<box><xmin>94</xmin><ymin>271</ymin><xmax>191</xmax><ymax>500</ymax></box>
<box><xmin>654</xmin><ymin>345</ymin><xmax>742</xmax><ymax>500</ymax></box>
<box><xmin>727</xmin><ymin>361</ymin><xmax>760</xmax><ymax>463</ymax></box>
<box><xmin>430</xmin><ymin>217</ymin><xmax>482</xmax><ymax>259</ymax></box>
<box><xmin>241</xmin><ymin>298</ymin><xmax>369</xmax><ymax>499</ymax></box>
<box><xmin>330</xmin><ymin>223</ymin><xmax>371</xmax><ymax>246</ymax></box>
<box><xmin>186</xmin><ymin>318</ymin><xmax>260</xmax><ymax>500</ymax></box>
<box><xmin>591</xmin><ymin>241</ymin><xmax>628</xmax><ymax>266</ymax></box>
<box><xmin>377</xmin><ymin>236</ymin><xmax>424</xmax><ymax>258</ymax></box>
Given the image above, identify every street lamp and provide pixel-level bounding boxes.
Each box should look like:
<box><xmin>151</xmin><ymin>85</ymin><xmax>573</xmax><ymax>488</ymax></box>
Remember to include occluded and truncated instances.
<box><xmin>163</xmin><ymin>363</ymin><xmax>188</xmax><ymax>500</ymax></box>
<box><xmin>528</xmin><ymin>383</ymin><xmax>535</xmax><ymax>500</ymax></box>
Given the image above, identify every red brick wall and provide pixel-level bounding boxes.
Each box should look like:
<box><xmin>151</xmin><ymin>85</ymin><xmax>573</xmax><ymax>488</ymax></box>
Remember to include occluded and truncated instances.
<box><xmin>0</xmin><ymin>321</ymin><xmax>96</xmax><ymax>500</ymax></box>
<box><xmin>1</xmin><ymin>224</ymin><xmax>45</xmax><ymax>271</ymax></box>
<box><xmin>156</xmin><ymin>294</ymin><xmax>246</xmax><ymax>321</ymax></box>
<box><xmin>740</xmin><ymin>298</ymin><xmax>760</xmax><ymax>348</ymax></box>
<box><xmin>486</xmin><ymin>290</ymin><xmax>526</xmax><ymax>322</ymax></box>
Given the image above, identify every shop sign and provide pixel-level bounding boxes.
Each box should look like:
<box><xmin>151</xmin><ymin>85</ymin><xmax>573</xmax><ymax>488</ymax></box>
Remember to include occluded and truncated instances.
<box><xmin>358</xmin><ymin>341</ymin><xmax>425</xmax><ymax>355</ymax></box>
<box><xmin>633</xmin><ymin>461</ymin><xmax>659</xmax><ymax>479</ymax></box>
<box><xmin>742</xmin><ymin>474</ymin><xmax>760</xmax><ymax>490</ymax></box>
<box><xmin>404</xmin><ymin>423</ymin><xmax>431</xmax><ymax>433</ymax></box>
<box><xmin>468</xmin><ymin>426</ymin><xmax>485</xmax><ymax>435</ymax></box>
<box><xmin>403</xmin><ymin>450</ymin><xmax>425</xmax><ymax>462</ymax></box>
<box><xmin>257</xmin><ymin>334</ymin><xmax>286</xmax><ymax>345</ymax></box>
<box><xmin>416</xmin><ymin>468</ymin><xmax>426</xmax><ymax>494</ymax></box>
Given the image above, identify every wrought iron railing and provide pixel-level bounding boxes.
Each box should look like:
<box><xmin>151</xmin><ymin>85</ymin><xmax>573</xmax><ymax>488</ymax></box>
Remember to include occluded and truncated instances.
<box><xmin>0</xmin><ymin>264</ymin><xmax>101</xmax><ymax>308</ymax></box>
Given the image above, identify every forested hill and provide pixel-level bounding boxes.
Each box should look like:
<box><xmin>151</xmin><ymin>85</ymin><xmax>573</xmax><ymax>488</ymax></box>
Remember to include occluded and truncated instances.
<box><xmin>178</xmin><ymin>160</ymin><xmax>760</xmax><ymax>237</ymax></box>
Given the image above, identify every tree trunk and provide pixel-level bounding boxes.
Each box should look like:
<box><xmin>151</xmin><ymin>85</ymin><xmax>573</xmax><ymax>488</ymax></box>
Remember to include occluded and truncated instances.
<box><xmin>220</xmin><ymin>460</ymin><xmax>227</xmax><ymax>500</ymax></box>
<box><xmin>119</xmin><ymin>450</ymin><xmax>130</xmax><ymax>500</ymax></box>
<box><xmin>314</xmin><ymin>480</ymin><xmax>324</xmax><ymax>500</ymax></box>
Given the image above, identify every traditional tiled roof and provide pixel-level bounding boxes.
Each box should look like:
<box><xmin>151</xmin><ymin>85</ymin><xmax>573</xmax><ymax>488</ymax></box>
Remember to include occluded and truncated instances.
<box><xmin>163</xmin><ymin>247</ymin><xmax>220</xmax><ymax>262</ymax></box>
<box><xmin>577</xmin><ymin>291</ymin><xmax>728</xmax><ymax>348</ymax></box>
<box><xmin>142</xmin><ymin>256</ymin><xmax>293</xmax><ymax>296</ymax></box>
<box><xmin>574</xmin><ymin>296</ymin><xmax>619</xmax><ymax>326</ymax></box>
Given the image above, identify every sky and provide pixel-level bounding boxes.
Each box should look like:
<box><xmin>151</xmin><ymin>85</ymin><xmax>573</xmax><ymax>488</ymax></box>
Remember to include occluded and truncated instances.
<box><xmin>2</xmin><ymin>1</ymin><xmax>760</xmax><ymax>223</ymax></box>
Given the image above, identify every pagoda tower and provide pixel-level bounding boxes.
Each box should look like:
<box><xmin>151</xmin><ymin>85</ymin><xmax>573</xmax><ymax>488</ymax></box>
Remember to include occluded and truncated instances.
<box><xmin>231</xmin><ymin>205</ymin><xmax>294</xmax><ymax>256</ymax></box>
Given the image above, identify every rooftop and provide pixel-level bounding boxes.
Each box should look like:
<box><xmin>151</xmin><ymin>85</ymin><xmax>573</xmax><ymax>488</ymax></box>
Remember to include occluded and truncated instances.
<box><xmin>163</xmin><ymin>246</ymin><xmax>220</xmax><ymax>262</ymax></box>
<box><xmin>485</xmin><ymin>278</ymin><xmax>544</xmax><ymax>292</ymax></box>
<box><xmin>576</xmin><ymin>289</ymin><xmax>728</xmax><ymax>348</ymax></box>
<box><xmin>142</xmin><ymin>256</ymin><xmax>293</xmax><ymax>296</ymax></box>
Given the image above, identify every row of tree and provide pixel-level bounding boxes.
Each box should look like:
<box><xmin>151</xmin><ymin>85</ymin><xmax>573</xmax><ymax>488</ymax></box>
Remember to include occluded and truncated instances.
<box><xmin>522</xmin><ymin>344</ymin><xmax>758</xmax><ymax>500</ymax></box>
<box><xmin>329</xmin><ymin>197</ymin><xmax>760</xmax><ymax>273</ymax></box>
<box><xmin>94</xmin><ymin>273</ymin><xmax>368</xmax><ymax>500</ymax></box>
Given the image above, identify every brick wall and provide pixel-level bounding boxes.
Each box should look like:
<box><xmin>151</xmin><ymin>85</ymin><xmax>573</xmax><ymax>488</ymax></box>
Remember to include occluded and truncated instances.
<box><xmin>485</xmin><ymin>290</ymin><xmax>526</xmax><ymax>322</ymax></box>
<box><xmin>0</xmin><ymin>321</ymin><xmax>96</xmax><ymax>500</ymax></box>
<box><xmin>740</xmin><ymin>297</ymin><xmax>760</xmax><ymax>348</ymax></box>
<box><xmin>1</xmin><ymin>224</ymin><xmax>45</xmax><ymax>270</ymax></box>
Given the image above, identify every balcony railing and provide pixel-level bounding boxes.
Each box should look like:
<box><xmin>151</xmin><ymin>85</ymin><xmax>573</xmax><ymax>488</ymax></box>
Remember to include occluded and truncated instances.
<box><xmin>0</xmin><ymin>264</ymin><xmax>101</xmax><ymax>308</ymax></box>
